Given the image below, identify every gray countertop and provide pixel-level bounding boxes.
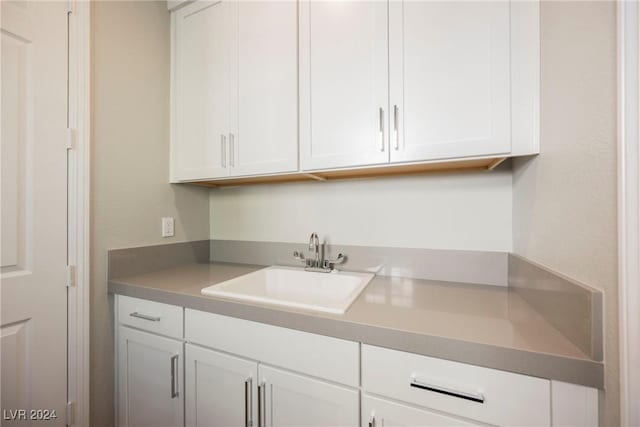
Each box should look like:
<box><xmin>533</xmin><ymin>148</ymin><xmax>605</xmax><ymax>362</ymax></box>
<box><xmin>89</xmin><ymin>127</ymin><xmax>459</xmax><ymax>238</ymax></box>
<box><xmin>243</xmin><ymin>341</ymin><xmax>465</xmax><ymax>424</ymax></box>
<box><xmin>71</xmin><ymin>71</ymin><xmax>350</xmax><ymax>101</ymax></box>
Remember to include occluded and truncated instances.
<box><xmin>108</xmin><ymin>262</ymin><xmax>603</xmax><ymax>389</ymax></box>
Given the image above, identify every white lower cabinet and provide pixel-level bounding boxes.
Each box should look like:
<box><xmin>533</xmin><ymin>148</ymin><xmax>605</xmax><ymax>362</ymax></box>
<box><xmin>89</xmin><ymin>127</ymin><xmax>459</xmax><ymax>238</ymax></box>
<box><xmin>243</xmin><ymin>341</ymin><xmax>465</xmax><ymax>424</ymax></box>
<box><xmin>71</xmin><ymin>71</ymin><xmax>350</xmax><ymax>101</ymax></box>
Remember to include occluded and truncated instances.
<box><xmin>185</xmin><ymin>344</ymin><xmax>258</xmax><ymax>427</ymax></box>
<box><xmin>115</xmin><ymin>298</ymin><xmax>598</xmax><ymax>427</ymax></box>
<box><xmin>362</xmin><ymin>345</ymin><xmax>551</xmax><ymax>427</ymax></box>
<box><xmin>259</xmin><ymin>365</ymin><xmax>359</xmax><ymax>427</ymax></box>
<box><xmin>117</xmin><ymin>326</ymin><xmax>184</xmax><ymax>427</ymax></box>
<box><xmin>362</xmin><ymin>395</ymin><xmax>482</xmax><ymax>427</ymax></box>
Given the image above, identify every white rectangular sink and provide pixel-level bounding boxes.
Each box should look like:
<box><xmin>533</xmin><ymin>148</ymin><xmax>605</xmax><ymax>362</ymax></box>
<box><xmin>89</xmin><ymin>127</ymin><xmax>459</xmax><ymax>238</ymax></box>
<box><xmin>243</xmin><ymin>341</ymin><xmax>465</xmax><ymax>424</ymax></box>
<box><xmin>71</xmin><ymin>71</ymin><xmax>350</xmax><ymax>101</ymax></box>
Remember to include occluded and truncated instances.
<box><xmin>201</xmin><ymin>266</ymin><xmax>374</xmax><ymax>314</ymax></box>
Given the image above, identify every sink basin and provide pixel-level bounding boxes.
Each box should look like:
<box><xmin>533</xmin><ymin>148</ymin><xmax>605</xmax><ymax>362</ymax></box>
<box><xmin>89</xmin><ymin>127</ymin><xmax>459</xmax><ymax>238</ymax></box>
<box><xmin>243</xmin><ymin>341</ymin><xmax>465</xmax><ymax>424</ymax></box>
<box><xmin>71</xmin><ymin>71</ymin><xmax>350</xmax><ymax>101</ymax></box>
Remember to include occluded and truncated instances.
<box><xmin>201</xmin><ymin>266</ymin><xmax>374</xmax><ymax>314</ymax></box>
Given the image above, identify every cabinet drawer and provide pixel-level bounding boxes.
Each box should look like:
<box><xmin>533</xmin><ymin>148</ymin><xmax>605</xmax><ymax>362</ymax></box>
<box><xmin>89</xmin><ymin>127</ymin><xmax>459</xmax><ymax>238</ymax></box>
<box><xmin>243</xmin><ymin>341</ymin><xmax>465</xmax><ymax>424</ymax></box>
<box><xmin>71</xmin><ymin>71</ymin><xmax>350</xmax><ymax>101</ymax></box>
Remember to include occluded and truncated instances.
<box><xmin>185</xmin><ymin>309</ymin><xmax>359</xmax><ymax>387</ymax></box>
<box><xmin>117</xmin><ymin>295</ymin><xmax>183</xmax><ymax>339</ymax></box>
<box><xmin>362</xmin><ymin>345</ymin><xmax>550</xmax><ymax>426</ymax></box>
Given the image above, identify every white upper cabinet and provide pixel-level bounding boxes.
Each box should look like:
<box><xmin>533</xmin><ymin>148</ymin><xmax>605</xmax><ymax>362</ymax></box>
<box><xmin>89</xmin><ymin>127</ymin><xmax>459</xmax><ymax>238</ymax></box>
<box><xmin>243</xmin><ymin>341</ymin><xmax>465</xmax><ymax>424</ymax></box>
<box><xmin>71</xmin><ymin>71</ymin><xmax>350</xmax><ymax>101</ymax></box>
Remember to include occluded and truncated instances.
<box><xmin>389</xmin><ymin>0</ymin><xmax>511</xmax><ymax>163</ymax></box>
<box><xmin>172</xmin><ymin>0</ymin><xmax>298</xmax><ymax>181</ymax></box>
<box><xmin>232</xmin><ymin>1</ymin><xmax>298</xmax><ymax>176</ymax></box>
<box><xmin>172</xmin><ymin>0</ymin><xmax>233</xmax><ymax>181</ymax></box>
<box><xmin>171</xmin><ymin>0</ymin><xmax>540</xmax><ymax>182</ymax></box>
<box><xmin>299</xmin><ymin>0</ymin><xmax>389</xmax><ymax>171</ymax></box>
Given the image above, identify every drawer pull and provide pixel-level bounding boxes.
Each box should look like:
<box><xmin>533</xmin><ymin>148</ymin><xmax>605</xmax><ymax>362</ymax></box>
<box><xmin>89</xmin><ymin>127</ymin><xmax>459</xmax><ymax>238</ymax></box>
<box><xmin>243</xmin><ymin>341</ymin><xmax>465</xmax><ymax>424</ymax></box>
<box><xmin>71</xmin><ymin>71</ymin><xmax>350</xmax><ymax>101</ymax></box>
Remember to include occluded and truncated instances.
<box><xmin>378</xmin><ymin>107</ymin><xmax>385</xmax><ymax>151</ymax></box>
<box><xmin>410</xmin><ymin>377</ymin><xmax>485</xmax><ymax>404</ymax></box>
<box><xmin>129</xmin><ymin>312</ymin><xmax>161</xmax><ymax>322</ymax></box>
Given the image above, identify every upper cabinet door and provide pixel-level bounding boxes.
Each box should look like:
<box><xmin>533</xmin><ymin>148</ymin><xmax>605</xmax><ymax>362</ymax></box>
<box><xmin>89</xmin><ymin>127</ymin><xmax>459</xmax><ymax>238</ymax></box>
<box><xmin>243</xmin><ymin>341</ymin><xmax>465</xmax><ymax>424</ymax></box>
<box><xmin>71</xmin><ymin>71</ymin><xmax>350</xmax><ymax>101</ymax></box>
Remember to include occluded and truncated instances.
<box><xmin>389</xmin><ymin>1</ymin><xmax>511</xmax><ymax>163</ymax></box>
<box><xmin>299</xmin><ymin>0</ymin><xmax>389</xmax><ymax>171</ymax></box>
<box><xmin>172</xmin><ymin>0</ymin><xmax>233</xmax><ymax>181</ymax></box>
<box><xmin>231</xmin><ymin>1</ymin><xmax>298</xmax><ymax>177</ymax></box>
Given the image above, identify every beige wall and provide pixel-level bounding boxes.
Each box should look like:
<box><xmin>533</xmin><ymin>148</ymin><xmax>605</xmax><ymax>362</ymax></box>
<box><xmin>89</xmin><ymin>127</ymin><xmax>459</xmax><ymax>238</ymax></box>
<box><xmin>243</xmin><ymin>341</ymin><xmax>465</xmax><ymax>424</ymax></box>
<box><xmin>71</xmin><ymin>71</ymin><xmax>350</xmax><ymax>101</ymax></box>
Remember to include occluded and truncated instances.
<box><xmin>513</xmin><ymin>2</ymin><xmax>618</xmax><ymax>425</ymax></box>
<box><xmin>210</xmin><ymin>168</ymin><xmax>513</xmax><ymax>251</ymax></box>
<box><xmin>90</xmin><ymin>1</ymin><xmax>210</xmax><ymax>425</ymax></box>
<box><xmin>89</xmin><ymin>1</ymin><xmax>618</xmax><ymax>425</ymax></box>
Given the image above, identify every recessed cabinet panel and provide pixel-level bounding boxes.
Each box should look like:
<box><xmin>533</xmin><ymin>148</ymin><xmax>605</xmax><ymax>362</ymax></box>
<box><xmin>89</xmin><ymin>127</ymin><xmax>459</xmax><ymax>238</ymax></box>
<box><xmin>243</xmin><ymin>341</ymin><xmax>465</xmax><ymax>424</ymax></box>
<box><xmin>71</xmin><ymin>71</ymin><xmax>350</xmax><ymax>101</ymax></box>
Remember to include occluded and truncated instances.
<box><xmin>260</xmin><ymin>365</ymin><xmax>359</xmax><ymax>427</ymax></box>
<box><xmin>117</xmin><ymin>327</ymin><xmax>184</xmax><ymax>427</ymax></box>
<box><xmin>233</xmin><ymin>1</ymin><xmax>298</xmax><ymax>176</ymax></box>
<box><xmin>173</xmin><ymin>0</ymin><xmax>232</xmax><ymax>180</ymax></box>
<box><xmin>389</xmin><ymin>1</ymin><xmax>511</xmax><ymax>162</ymax></box>
<box><xmin>300</xmin><ymin>0</ymin><xmax>389</xmax><ymax>170</ymax></box>
<box><xmin>362</xmin><ymin>395</ymin><xmax>482</xmax><ymax>427</ymax></box>
<box><xmin>185</xmin><ymin>344</ymin><xmax>258</xmax><ymax>427</ymax></box>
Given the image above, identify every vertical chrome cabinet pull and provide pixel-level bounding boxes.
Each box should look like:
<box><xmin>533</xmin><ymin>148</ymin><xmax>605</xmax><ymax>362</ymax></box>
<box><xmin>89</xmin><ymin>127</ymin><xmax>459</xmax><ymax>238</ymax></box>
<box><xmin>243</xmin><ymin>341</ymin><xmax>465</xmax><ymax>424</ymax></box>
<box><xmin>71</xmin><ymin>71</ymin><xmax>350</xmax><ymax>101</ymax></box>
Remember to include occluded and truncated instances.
<box><xmin>368</xmin><ymin>415</ymin><xmax>376</xmax><ymax>427</ymax></box>
<box><xmin>378</xmin><ymin>107</ymin><xmax>385</xmax><ymax>151</ymax></box>
<box><xmin>170</xmin><ymin>355</ymin><xmax>179</xmax><ymax>398</ymax></box>
<box><xmin>257</xmin><ymin>382</ymin><xmax>266</xmax><ymax>427</ymax></box>
<box><xmin>258</xmin><ymin>382</ymin><xmax>266</xmax><ymax>427</ymax></box>
<box><xmin>393</xmin><ymin>104</ymin><xmax>399</xmax><ymax>150</ymax></box>
<box><xmin>245</xmin><ymin>377</ymin><xmax>253</xmax><ymax>427</ymax></box>
<box><xmin>229</xmin><ymin>133</ymin><xmax>235</xmax><ymax>167</ymax></box>
<box><xmin>129</xmin><ymin>312</ymin><xmax>160</xmax><ymax>322</ymax></box>
<box><xmin>221</xmin><ymin>135</ymin><xmax>227</xmax><ymax>168</ymax></box>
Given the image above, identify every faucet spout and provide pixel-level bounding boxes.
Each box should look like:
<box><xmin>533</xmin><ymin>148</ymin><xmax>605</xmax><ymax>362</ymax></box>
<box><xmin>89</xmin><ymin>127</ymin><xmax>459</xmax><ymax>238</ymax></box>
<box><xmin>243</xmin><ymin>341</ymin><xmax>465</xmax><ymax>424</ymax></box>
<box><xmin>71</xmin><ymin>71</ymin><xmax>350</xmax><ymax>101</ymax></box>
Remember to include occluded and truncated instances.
<box><xmin>308</xmin><ymin>232</ymin><xmax>320</xmax><ymax>268</ymax></box>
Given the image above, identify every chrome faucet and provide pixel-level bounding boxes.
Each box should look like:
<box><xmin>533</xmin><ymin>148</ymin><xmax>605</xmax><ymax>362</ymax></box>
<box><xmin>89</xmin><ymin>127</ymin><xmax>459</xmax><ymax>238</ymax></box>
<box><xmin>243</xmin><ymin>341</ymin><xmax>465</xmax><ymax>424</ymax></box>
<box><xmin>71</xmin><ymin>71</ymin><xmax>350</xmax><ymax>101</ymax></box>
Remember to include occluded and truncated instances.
<box><xmin>293</xmin><ymin>232</ymin><xmax>347</xmax><ymax>273</ymax></box>
<box><xmin>308</xmin><ymin>232</ymin><xmax>321</xmax><ymax>269</ymax></box>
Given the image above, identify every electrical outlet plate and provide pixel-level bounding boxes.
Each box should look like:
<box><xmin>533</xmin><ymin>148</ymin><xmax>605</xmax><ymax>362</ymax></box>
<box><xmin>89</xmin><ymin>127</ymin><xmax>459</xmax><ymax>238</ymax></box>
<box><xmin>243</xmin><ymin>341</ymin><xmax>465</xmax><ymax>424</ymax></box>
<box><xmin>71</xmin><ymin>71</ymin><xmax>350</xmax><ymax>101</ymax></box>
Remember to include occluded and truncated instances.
<box><xmin>161</xmin><ymin>217</ymin><xmax>174</xmax><ymax>237</ymax></box>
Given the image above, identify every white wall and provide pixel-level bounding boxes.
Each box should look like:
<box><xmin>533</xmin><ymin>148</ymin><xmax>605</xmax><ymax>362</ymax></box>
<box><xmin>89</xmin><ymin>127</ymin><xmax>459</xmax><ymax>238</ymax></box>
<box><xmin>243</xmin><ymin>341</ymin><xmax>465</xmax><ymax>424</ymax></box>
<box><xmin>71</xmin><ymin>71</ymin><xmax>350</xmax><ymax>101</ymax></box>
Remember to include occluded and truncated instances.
<box><xmin>512</xmin><ymin>2</ymin><xmax>618</xmax><ymax>425</ymax></box>
<box><xmin>91</xmin><ymin>2</ymin><xmax>210</xmax><ymax>425</ymax></box>
<box><xmin>210</xmin><ymin>168</ymin><xmax>512</xmax><ymax>251</ymax></box>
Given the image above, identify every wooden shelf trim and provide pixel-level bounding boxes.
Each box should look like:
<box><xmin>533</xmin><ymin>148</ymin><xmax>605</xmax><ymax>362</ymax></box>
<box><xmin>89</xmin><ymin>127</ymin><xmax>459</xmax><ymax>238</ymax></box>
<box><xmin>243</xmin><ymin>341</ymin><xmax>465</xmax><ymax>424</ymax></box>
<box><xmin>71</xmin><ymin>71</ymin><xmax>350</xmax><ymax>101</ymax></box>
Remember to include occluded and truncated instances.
<box><xmin>188</xmin><ymin>157</ymin><xmax>507</xmax><ymax>188</ymax></box>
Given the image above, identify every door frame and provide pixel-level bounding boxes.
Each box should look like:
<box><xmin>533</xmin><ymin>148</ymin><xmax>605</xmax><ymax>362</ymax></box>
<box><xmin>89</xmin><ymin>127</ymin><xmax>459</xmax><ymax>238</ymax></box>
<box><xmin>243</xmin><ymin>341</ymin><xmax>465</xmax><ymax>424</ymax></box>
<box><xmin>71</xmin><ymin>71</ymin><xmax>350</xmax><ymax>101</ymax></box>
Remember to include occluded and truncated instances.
<box><xmin>67</xmin><ymin>1</ymin><xmax>90</xmax><ymax>425</ymax></box>
<box><xmin>618</xmin><ymin>2</ymin><xmax>640</xmax><ymax>426</ymax></box>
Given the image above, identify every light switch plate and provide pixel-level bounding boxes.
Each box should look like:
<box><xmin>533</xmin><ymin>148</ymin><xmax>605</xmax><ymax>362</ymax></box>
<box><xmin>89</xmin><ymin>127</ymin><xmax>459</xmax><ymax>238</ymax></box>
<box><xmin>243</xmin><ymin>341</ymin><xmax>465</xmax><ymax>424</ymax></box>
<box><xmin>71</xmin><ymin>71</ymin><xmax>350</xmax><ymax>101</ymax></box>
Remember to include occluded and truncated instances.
<box><xmin>161</xmin><ymin>217</ymin><xmax>174</xmax><ymax>237</ymax></box>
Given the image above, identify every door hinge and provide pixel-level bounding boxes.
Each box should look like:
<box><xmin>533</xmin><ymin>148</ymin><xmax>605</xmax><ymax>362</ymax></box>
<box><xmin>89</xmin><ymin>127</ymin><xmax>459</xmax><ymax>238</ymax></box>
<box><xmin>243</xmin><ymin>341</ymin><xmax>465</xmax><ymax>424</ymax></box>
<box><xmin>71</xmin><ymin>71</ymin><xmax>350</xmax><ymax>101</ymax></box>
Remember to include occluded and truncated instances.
<box><xmin>66</xmin><ymin>128</ymin><xmax>75</xmax><ymax>151</ymax></box>
<box><xmin>66</xmin><ymin>265</ymin><xmax>76</xmax><ymax>288</ymax></box>
<box><xmin>65</xmin><ymin>401</ymin><xmax>75</xmax><ymax>426</ymax></box>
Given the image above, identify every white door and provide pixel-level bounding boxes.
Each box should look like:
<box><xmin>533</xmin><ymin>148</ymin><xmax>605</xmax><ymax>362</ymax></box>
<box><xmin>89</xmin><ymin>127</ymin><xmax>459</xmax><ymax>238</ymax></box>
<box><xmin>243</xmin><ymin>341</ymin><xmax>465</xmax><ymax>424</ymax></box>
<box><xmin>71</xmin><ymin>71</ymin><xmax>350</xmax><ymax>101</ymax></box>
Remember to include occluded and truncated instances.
<box><xmin>362</xmin><ymin>395</ymin><xmax>483</xmax><ymax>427</ymax></box>
<box><xmin>299</xmin><ymin>0</ymin><xmax>389</xmax><ymax>171</ymax></box>
<box><xmin>1</xmin><ymin>1</ymin><xmax>68</xmax><ymax>424</ymax></box>
<box><xmin>185</xmin><ymin>344</ymin><xmax>258</xmax><ymax>427</ymax></box>
<box><xmin>259</xmin><ymin>365</ymin><xmax>359</xmax><ymax>427</ymax></box>
<box><xmin>232</xmin><ymin>0</ymin><xmax>298</xmax><ymax>177</ymax></box>
<box><xmin>389</xmin><ymin>1</ymin><xmax>511</xmax><ymax>163</ymax></box>
<box><xmin>173</xmin><ymin>0</ymin><xmax>233</xmax><ymax>181</ymax></box>
<box><xmin>117</xmin><ymin>326</ymin><xmax>184</xmax><ymax>427</ymax></box>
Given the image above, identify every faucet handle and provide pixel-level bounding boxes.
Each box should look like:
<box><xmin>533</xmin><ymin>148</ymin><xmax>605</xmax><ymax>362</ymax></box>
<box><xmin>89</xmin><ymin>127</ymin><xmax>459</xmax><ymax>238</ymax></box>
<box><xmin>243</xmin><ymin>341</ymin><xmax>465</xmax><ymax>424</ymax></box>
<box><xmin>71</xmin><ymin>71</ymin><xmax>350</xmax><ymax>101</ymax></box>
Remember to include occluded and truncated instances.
<box><xmin>329</xmin><ymin>253</ymin><xmax>346</xmax><ymax>264</ymax></box>
<box><xmin>293</xmin><ymin>251</ymin><xmax>306</xmax><ymax>262</ymax></box>
<box><xmin>322</xmin><ymin>253</ymin><xmax>346</xmax><ymax>270</ymax></box>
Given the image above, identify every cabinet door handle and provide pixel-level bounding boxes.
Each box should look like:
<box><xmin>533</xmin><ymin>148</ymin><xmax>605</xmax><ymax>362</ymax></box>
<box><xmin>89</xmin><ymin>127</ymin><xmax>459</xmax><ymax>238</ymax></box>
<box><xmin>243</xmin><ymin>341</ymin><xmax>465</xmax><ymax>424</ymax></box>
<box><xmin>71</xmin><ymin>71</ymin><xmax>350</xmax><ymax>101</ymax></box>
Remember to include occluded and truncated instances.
<box><xmin>229</xmin><ymin>133</ymin><xmax>235</xmax><ymax>167</ymax></box>
<box><xmin>129</xmin><ymin>312</ymin><xmax>160</xmax><ymax>322</ymax></box>
<box><xmin>245</xmin><ymin>377</ymin><xmax>253</xmax><ymax>427</ymax></box>
<box><xmin>410</xmin><ymin>377</ymin><xmax>484</xmax><ymax>403</ymax></box>
<box><xmin>257</xmin><ymin>382</ymin><xmax>266</xmax><ymax>427</ymax></box>
<box><xmin>378</xmin><ymin>107</ymin><xmax>385</xmax><ymax>152</ymax></box>
<box><xmin>369</xmin><ymin>415</ymin><xmax>376</xmax><ymax>427</ymax></box>
<box><xmin>170</xmin><ymin>354</ymin><xmax>179</xmax><ymax>399</ymax></box>
<box><xmin>393</xmin><ymin>104</ymin><xmax>399</xmax><ymax>150</ymax></box>
<box><xmin>221</xmin><ymin>134</ymin><xmax>227</xmax><ymax>168</ymax></box>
